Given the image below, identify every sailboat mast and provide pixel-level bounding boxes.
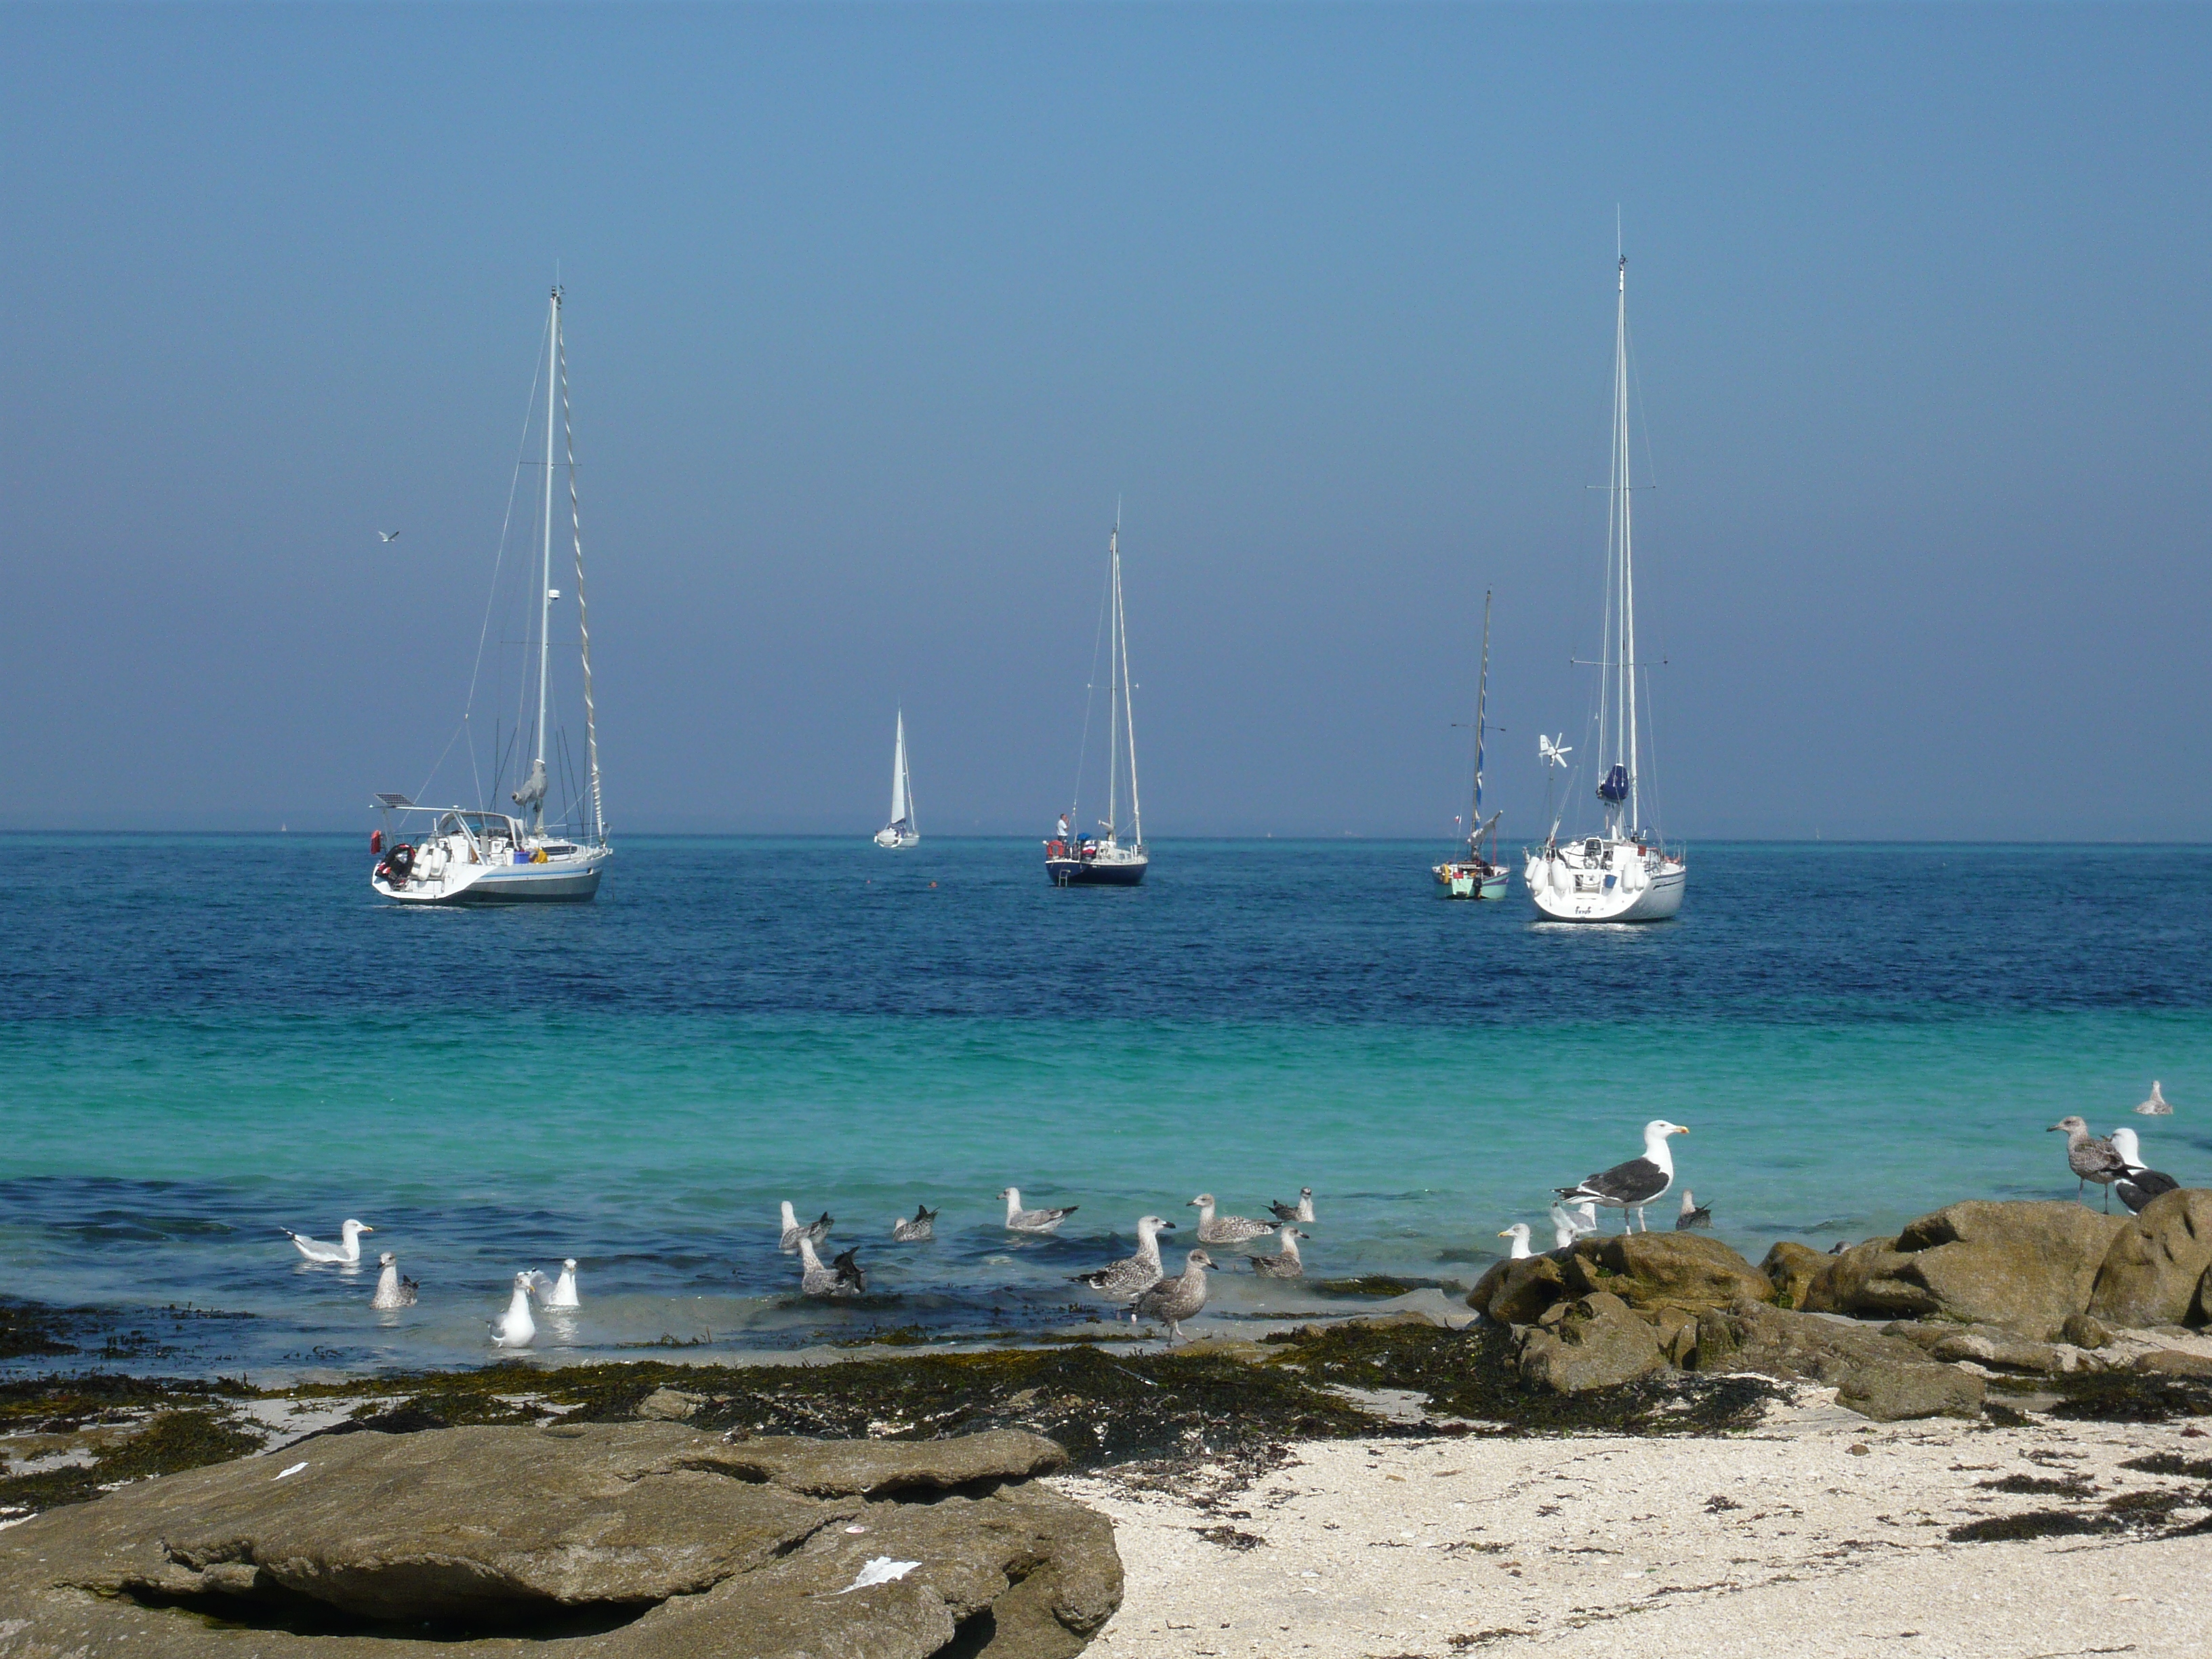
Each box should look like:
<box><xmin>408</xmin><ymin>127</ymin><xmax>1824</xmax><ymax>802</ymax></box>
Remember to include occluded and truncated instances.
<box><xmin>1617</xmin><ymin>255</ymin><xmax>1639</xmax><ymax>837</ymax></box>
<box><xmin>533</xmin><ymin>285</ymin><xmax>559</xmax><ymax>830</ymax></box>
<box><xmin>891</xmin><ymin>710</ymin><xmax>907</xmax><ymax>824</ymax></box>
<box><xmin>1118</xmin><ymin>531</ymin><xmax>1143</xmax><ymax>846</ymax></box>
<box><xmin>1471</xmin><ymin>589</ymin><xmax>1491</xmax><ymax>845</ymax></box>
<box><xmin>558</xmin><ymin>314</ymin><xmax>605</xmax><ymax>846</ymax></box>
<box><xmin>1105</xmin><ymin>521</ymin><xmax>1120</xmax><ymax>842</ymax></box>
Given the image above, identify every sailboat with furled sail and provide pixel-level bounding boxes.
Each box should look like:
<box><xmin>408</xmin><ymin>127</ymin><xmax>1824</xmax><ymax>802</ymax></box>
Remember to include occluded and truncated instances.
<box><xmin>1045</xmin><ymin>513</ymin><xmax>1147</xmax><ymax>886</ymax></box>
<box><xmin>874</xmin><ymin>710</ymin><xmax>919</xmax><ymax>848</ymax></box>
<box><xmin>1524</xmin><ymin>251</ymin><xmax>1686</xmax><ymax>922</ymax></box>
<box><xmin>368</xmin><ymin>286</ymin><xmax>612</xmax><ymax>903</ymax></box>
<box><xmin>1434</xmin><ymin>590</ymin><xmax>1509</xmax><ymax>899</ymax></box>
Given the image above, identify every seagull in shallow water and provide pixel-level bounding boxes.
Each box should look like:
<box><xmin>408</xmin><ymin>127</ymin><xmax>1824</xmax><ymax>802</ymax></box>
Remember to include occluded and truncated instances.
<box><xmin>889</xmin><ymin>1204</ymin><xmax>939</xmax><ymax>1243</ymax></box>
<box><xmin>489</xmin><ymin>1272</ymin><xmax>546</xmax><ymax>1348</ymax></box>
<box><xmin>2110</xmin><ymin>1127</ymin><xmax>2181</xmax><ymax>1214</ymax></box>
<box><xmin>541</xmin><ymin>1258</ymin><xmax>580</xmax><ymax>1309</ymax></box>
<box><xmin>2135</xmin><ymin>1081</ymin><xmax>2175</xmax><ymax>1117</ymax></box>
<box><xmin>2049</xmin><ymin>1115</ymin><xmax>2126</xmax><ymax>1210</ymax></box>
<box><xmin>999</xmin><ymin>1187</ymin><xmax>1078</xmax><ymax>1234</ymax></box>
<box><xmin>1132</xmin><ymin>1249</ymin><xmax>1215</xmax><ymax>1341</ymax></box>
<box><xmin>1268</xmin><ymin>1188</ymin><xmax>1317</xmax><ymax>1223</ymax></box>
<box><xmin>1073</xmin><ymin>1216</ymin><xmax>1176</xmax><ymax>1307</ymax></box>
<box><xmin>369</xmin><ymin>1252</ymin><xmax>418</xmax><ymax>1309</ymax></box>
<box><xmin>797</xmin><ymin>1236</ymin><xmax>857</xmax><ymax>1297</ymax></box>
<box><xmin>285</xmin><ymin>1219</ymin><xmax>373</xmax><ymax>1265</ymax></box>
<box><xmin>831</xmin><ymin>1247</ymin><xmax>867</xmax><ymax>1294</ymax></box>
<box><xmin>1189</xmin><ymin>1193</ymin><xmax>1277</xmax><ymax>1246</ymax></box>
<box><xmin>1557</xmin><ymin>1121</ymin><xmax>1689</xmax><ymax>1233</ymax></box>
<box><xmin>1498</xmin><ymin>1223</ymin><xmax>1533</xmax><ymax>1260</ymax></box>
<box><xmin>1252</xmin><ymin>1227</ymin><xmax>1306</xmax><ymax>1279</ymax></box>
<box><xmin>1675</xmin><ymin>1190</ymin><xmax>1713</xmax><ymax>1231</ymax></box>
<box><xmin>779</xmin><ymin>1202</ymin><xmax>832</xmax><ymax>1253</ymax></box>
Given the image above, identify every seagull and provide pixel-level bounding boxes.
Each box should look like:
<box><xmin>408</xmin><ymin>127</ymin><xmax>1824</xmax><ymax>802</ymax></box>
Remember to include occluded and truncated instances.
<box><xmin>376</xmin><ymin>530</ymin><xmax>401</xmax><ymax>542</ymax></box>
<box><xmin>2136</xmin><ymin>1081</ymin><xmax>2175</xmax><ymax>1117</ymax></box>
<box><xmin>1252</xmin><ymin>1226</ymin><xmax>1306</xmax><ymax>1279</ymax></box>
<box><xmin>1675</xmin><ymin>1190</ymin><xmax>1713</xmax><ymax>1230</ymax></box>
<box><xmin>2049</xmin><ymin>1115</ymin><xmax>2126</xmax><ymax>1210</ymax></box>
<box><xmin>369</xmin><ymin>1251</ymin><xmax>418</xmax><ymax>1309</ymax></box>
<box><xmin>542</xmin><ymin>1258</ymin><xmax>580</xmax><ymax>1309</ymax></box>
<box><xmin>1557</xmin><ymin>1121</ymin><xmax>1689</xmax><ymax>1233</ymax></box>
<box><xmin>831</xmin><ymin>1247</ymin><xmax>867</xmax><ymax>1294</ymax></box>
<box><xmin>999</xmin><ymin>1187</ymin><xmax>1078</xmax><ymax>1234</ymax></box>
<box><xmin>284</xmin><ymin>1219</ymin><xmax>373</xmax><ymax>1265</ymax></box>
<box><xmin>1189</xmin><ymin>1193</ymin><xmax>1277</xmax><ymax>1246</ymax></box>
<box><xmin>1498</xmin><ymin>1223</ymin><xmax>1533</xmax><ymax>1261</ymax></box>
<box><xmin>889</xmin><ymin>1204</ymin><xmax>939</xmax><ymax>1243</ymax></box>
<box><xmin>797</xmin><ymin>1235</ymin><xmax>857</xmax><ymax>1297</ymax></box>
<box><xmin>1547</xmin><ymin>1202</ymin><xmax>1583</xmax><ymax>1251</ymax></box>
<box><xmin>1072</xmin><ymin>1216</ymin><xmax>1177</xmax><ymax>1306</ymax></box>
<box><xmin>1132</xmin><ymin>1249</ymin><xmax>1215</xmax><ymax>1342</ymax></box>
<box><xmin>1268</xmin><ymin>1188</ymin><xmax>1317</xmax><ymax>1223</ymax></box>
<box><xmin>489</xmin><ymin>1271</ymin><xmax>546</xmax><ymax>1348</ymax></box>
<box><xmin>2110</xmin><ymin>1127</ymin><xmax>2181</xmax><ymax>1214</ymax></box>
<box><xmin>779</xmin><ymin>1202</ymin><xmax>832</xmax><ymax>1253</ymax></box>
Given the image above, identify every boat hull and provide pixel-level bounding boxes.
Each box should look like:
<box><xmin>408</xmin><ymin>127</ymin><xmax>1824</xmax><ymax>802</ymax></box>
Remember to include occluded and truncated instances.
<box><xmin>1046</xmin><ymin>856</ymin><xmax>1147</xmax><ymax>887</ymax></box>
<box><xmin>873</xmin><ymin>829</ymin><xmax>920</xmax><ymax>849</ymax></box>
<box><xmin>1433</xmin><ymin>861</ymin><xmax>1509</xmax><ymax>900</ymax></box>
<box><xmin>373</xmin><ymin>853</ymin><xmax>609</xmax><ymax>905</ymax></box>
<box><xmin>1525</xmin><ymin>848</ymin><xmax>1684</xmax><ymax>923</ymax></box>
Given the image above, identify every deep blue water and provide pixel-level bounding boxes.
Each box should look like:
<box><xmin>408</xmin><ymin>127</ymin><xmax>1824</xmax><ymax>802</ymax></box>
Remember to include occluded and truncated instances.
<box><xmin>2</xmin><ymin>835</ymin><xmax>2206</xmax><ymax>1378</ymax></box>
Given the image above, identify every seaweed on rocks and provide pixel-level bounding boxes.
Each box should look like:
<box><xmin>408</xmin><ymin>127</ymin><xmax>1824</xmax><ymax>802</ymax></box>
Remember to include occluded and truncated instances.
<box><xmin>2036</xmin><ymin>1368</ymin><xmax>2212</xmax><ymax>1423</ymax></box>
<box><xmin>0</xmin><ymin>1408</ymin><xmax>261</xmax><ymax>1516</ymax></box>
<box><xmin>1949</xmin><ymin>1509</ymin><xmax>2123</xmax><ymax>1543</ymax></box>
<box><xmin>2123</xmin><ymin>1452</ymin><xmax>2212</xmax><ymax>1478</ymax></box>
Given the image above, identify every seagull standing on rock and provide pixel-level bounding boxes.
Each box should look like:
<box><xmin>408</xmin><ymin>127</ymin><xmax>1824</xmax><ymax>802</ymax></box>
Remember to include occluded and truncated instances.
<box><xmin>1557</xmin><ymin>1121</ymin><xmax>1689</xmax><ymax>1233</ymax></box>
<box><xmin>998</xmin><ymin>1187</ymin><xmax>1078</xmax><ymax>1234</ymax></box>
<box><xmin>1189</xmin><ymin>1193</ymin><xmax>1277</xmax><ymax>1247</ymax></box>
<box><xmin>2049</xmin><ymin>1115</ymin><xmax>2126</xmax><ymax>1210</ymax></box>
<box><xmin>2110</xmin><ymin>1128</ymin><xmax>2181</xmax><ymax>1214</ymax></box>
<box><xmin>1132</xmin><ymin>1250</ymin><xmax>1214</xmax><ymax>1341</ymax></box>
<box><xmin>1498</xmin><ymin>1223</ymin><xmax>1534</xmax><ymax>1260</ymax></box>
<box><xmin>285</xmin><ymin>1219</ymin><xmax>373</xmax><ymax>1265</ymax></box>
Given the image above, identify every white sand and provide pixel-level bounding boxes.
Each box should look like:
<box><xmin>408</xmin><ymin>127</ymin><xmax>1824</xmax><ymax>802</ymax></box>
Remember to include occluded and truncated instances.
<box><xmin>1058</xmin><ymin>1389</ymin><xmax>2210</xmax><ymax>1658</ymax></box>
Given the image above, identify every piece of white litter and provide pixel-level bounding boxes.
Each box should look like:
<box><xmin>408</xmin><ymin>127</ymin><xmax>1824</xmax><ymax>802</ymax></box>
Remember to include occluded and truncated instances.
<box><xmin>276</xmin><ymin>1462</ymin><xmax>307</xmax><ymax>1480</ymax></box>
<box><xmin>836</xmin><ymin>1557</ymin><xmax>920</xmax><ymax>1595</ymax></box>
<box><xmin>844</xmin><ymin>1525</ymin><xmax>869</xmax><ymax>1534</ymax></box>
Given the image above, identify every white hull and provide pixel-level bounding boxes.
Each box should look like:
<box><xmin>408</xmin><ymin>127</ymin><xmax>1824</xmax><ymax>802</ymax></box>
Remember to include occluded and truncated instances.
<box><xmin>1525</xmin><ymin>842</ymin><xmax>1685</xmax><ymax>923</ymax></box>
<box><xmin>872</xmin><ymin>827</ymin><xmax>918</xmax><ymax>849</ymax></box>
<box><xmin>375</xmin><ymin>825</ymin><xmax>609</xmax><ymax>905</ymax></box>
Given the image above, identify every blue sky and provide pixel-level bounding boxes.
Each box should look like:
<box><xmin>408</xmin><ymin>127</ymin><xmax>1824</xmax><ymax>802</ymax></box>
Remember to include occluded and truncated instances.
<box><xmin>2</xmin><ymin>4</ymin><xmax>2206</xmax><ymax>838</ymax></box>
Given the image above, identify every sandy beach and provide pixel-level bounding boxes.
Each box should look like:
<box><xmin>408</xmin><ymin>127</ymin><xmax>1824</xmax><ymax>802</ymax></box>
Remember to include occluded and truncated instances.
<box><xmin>1064</xmin><ymin>1389</ymin><xmax>2209</xmax><ymax>1659</ymax></box>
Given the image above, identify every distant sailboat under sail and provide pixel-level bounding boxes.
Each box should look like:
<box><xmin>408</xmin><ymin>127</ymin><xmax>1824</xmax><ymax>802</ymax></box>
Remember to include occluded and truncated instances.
<box><xmin>874</xmin><ymin>710</ymin><xmax>919</xmax><ymax>848</ymax></box>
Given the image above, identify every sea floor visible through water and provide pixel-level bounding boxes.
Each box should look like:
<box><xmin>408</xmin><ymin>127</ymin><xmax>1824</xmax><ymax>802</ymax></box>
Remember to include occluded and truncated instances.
<box><xmin>1</xmin><ymin>835</ymin><xmax>2206</xmax><ymax>1379</ymax></box>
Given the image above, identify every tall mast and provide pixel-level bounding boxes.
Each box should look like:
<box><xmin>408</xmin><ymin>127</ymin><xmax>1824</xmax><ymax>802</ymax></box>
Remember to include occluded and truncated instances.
<box><xmin>559</xmin><ymin>304</ymin><xmax>605</xmax><ymax>846</ymax></box>
<box><xmin>1118</xmin><ymin>525</ymin><xmax>1143</xmax><ymax>847</ymax></box>
<box><xmin>532</xmin><ymin>284</ymin><xmax>560</xmax><ymax>832</ymax></box>
<box><xmin>1105</xmin><ymin>517</ymin><xmax>1120</xmax><ymax>842</ymax></box>
<box><xmin>1471</xmin><ymin>588</ymin><xmax>1491</xmax><ymax>845</ymax></box>
<box><xmin>1617</xmin><ymin>254</ymin><xmax>1639</xmax><ymax>836</ymax></box>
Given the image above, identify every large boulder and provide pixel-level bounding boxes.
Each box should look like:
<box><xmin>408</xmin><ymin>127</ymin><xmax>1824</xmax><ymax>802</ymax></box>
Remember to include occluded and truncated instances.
<box><xmin>1761</xmin><ymin>1242</ymin><xmax>1828</xmax><ymax>1309</ymax></box>
<box><xmin>1561</xmin><ymin>1232</ymin><xmax>1774</xmax><ymax>1313</ymax></box>
<box><xmin>1691</xmin><ymin>1300</ymin><xmax>1986</xmax><ymax>1421</ymax></box>
<box><xmin>1516</xmin><ymin>1292</ymin><xmax>1666</xmax><ymax>1394</ymax></box>
<box><xmin>2087</xmin><ymin>1188</ymin><xmax>2212</xmax><ymax>1330</ymax></box>
<box><xmin>0</xmin><ymin>1422</ymin><xmax>1121</xmax><ymax>1659</ymax></box>
<box><xmin>1468</xmin><ymin>1252</ymin><xmax>1570</xmax><ymax>1325</ymax></box>
<box><xmin>1803</xmin><ymin>1201</ymin><xmax>2127</xmax><ymax>1340</ymax></box>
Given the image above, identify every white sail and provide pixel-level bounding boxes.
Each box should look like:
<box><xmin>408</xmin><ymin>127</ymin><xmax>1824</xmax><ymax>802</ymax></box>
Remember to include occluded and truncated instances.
<box><xmin>889</xmin><ymin>711</ymin><xmax>909</xmax><ymax>825</ymax></box>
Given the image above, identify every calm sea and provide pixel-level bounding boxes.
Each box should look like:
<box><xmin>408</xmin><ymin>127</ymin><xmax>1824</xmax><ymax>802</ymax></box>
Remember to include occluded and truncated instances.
<box><xmin>3</xmin><ymin>835</ymin><xmax>2206</xmax><ymax>1379</ymax></box>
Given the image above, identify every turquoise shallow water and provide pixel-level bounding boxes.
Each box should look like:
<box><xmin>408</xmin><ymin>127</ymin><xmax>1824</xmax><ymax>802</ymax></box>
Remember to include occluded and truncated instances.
<box><xmin>2</xmin><ymin>835</ymin><xmax>2207</xmax><ymax>1376</ymax></box>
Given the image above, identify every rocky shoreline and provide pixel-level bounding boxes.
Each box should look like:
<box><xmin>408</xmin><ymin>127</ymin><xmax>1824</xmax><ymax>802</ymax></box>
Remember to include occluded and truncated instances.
<box><xmin>3</xmin><ymin>1194</ymin><xmax>2210</xmax><ymax>1656</ymax></box>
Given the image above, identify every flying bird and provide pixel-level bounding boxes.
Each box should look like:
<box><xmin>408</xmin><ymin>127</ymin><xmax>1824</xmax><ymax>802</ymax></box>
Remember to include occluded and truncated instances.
<box><xmin>376</xmin><ymin>531</ymin><xmax>401</xmax><ymax>542</ymax></box>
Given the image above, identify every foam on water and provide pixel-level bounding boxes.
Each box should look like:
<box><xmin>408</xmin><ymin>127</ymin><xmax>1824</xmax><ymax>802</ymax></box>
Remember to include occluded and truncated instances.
<box><xmin>1</xmin><ymin>834</ymin><xmax>2206</xmax><ymax>1376</ymax></box>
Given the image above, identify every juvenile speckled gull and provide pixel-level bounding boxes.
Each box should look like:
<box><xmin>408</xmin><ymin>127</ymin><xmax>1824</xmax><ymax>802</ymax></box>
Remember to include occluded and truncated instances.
<box><xmin>285</xmin><ymin>1218</ymin><xmax>373</xmax><ymax>1265</ymax></box>
<box><xmin>798</xmin><ymin>1236</ymin><xmax>855</xmax><ymax>1297</ymax></box>
<box><xmin>369</xmin><ymin>1252</ymin><xmax>418</xmax><ymax>1310</ymax></box>
<box><xmin>1252</xmin><ymin>1226</ymin><xmax>1305</xmax><ymax>1279</ymax></box>
<box><xmin>2049</xmin><ymin>1115</ymin><xmax>2126</xmax><ymax>1210</ymax></box>
<box><xmin>1073</xmin><ymin>1215</ymin><xmax>1177</xmax><ymax>1305</ymax></box>
<box><xmin>1268</xmin><ymin>1188</ymin><xmax>1317</xmax><ymax>1223</ymax></box>
<box><xmin>1132</xmin><ymin>1249</ymin><xmax>1215</xmax><ymax>1341</ymax></box>
<box><xmin>779</xmin><ymin>1202</ymin><xmax>832</xmax><ymax>1253</ymax></box>
<box><xmin>1557</xmin><ymin>1121</ymin><xmax>1688</xmax><ymax>1233</ymax></box>
<box><xmin>889</xmin><ymin>1204</ymin><xmax>939</xmax><ymax>1243</ymax></box>
<box><xmin>2135</xmin><ymin>1080</ymin><xmax>2175</xmax><ymax>1116</ymax></box>
<box><xmin>1675</xmin><ymin>1190</ymin><xmax>1713</xmax><ymax>1230</ymax></box>
<box><xmin>1188</xmin><ymin>1193</ymin><xmax>1277</xmax><ymax>1246</ymax></box>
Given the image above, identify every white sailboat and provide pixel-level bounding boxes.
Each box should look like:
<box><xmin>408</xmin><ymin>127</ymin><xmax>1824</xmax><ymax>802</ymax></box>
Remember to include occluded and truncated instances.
<box><xmin>1434</xmin><ymin>589</ymin><xmax>1509</xmax><ymax>899</ymax></box>
<box><xmin>1045</xmin><ymin>514</ymin><xmax>1148</xmax><ymax>886</ymax></box>
<box><xmin>369</xmin><ymin>287</ymin><xmax>613</xmax><ymax>904</ymax></box>
<box><xmin>1525</xmin><ymin>253</ymin><xmax>1686</xmax><ymax>923</ymax></box>
<box><xmin>873</xmin><ymin>710</ymin><xmax>920</xmax><ymax>848</ymax></box>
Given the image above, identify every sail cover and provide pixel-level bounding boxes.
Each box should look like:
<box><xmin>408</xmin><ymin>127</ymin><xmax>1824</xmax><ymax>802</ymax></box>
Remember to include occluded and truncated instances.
<box><xmin>1597</xmin><ymin>764</ymin><xmax>1630</xmax><ymax>804</ymax></box>
<box><xmin>512</xmin><ymin>758</ymin><xmax>548</xmax><ymax>811</ymax></box>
